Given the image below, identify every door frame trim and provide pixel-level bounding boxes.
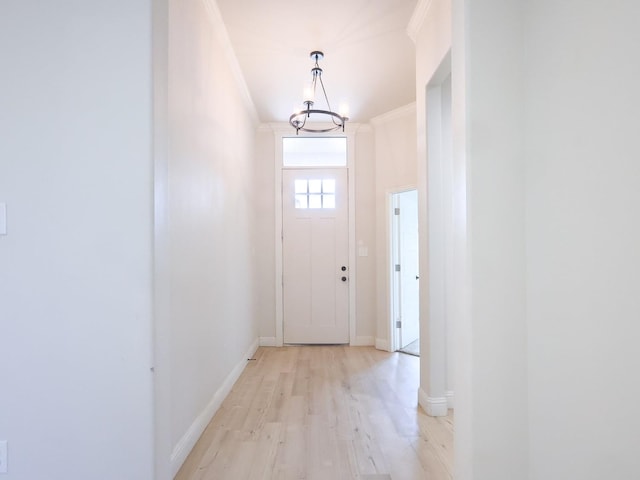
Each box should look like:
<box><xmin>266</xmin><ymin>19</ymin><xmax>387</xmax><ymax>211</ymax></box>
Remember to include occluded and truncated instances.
<box><xmin>272</xmin><ymin>124</ymin><xmax>358</xmax><ymax>346</ymax></box>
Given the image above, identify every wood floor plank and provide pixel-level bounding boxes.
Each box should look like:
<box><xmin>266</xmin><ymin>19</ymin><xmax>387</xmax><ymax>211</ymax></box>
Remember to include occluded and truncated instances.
<box><xmin>174</xmin><ymin>346</ymin><xmax>454</xmax><ymax>480</ymax></box>
<box><xmin>415</xmin><ymin>411</ymin><xmax>454</xmax><ymax>471</ymax></box>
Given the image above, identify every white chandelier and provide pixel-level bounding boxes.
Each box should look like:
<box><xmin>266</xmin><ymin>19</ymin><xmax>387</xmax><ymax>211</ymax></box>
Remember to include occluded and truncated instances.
<box><xmin>289</xmin><ymin>51</ymin><xmax>349</xmax><ymax>135</ymax></box>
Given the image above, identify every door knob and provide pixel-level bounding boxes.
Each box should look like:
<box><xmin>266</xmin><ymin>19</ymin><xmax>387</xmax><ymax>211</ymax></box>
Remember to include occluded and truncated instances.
<box><xmin>341</xmin><ymin>276</ymin><xmax>347</xmax><ymax>282</ymax></box>
<box><xmin>341</xmin><ymin>266</ymin><xmax>347</xmax><ymax>271</ymax></box>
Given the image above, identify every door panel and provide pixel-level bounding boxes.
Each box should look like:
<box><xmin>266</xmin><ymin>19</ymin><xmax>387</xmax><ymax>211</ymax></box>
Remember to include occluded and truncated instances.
<box><xmin>398</xmin><ymin>190</ymin><xmax>420</xmax><ymax>349</ymax></box>
<box><xmin>282</xmin><ymin>168</ymin><xmax>349</xmax><ymax>344</ymax></box>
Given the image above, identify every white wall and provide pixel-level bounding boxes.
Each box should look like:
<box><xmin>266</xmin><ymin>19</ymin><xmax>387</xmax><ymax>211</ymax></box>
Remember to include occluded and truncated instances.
<box><xmin>416</xmin><ymin>0</ymin><xmax>640</xmax><ymax>478</ymax></box>
<box><xmin>412</xmin><ymin>0</ymin><xmax>457</xmax><ymax>420</ymax></box>
<box><xmin>371</xmin><ymin>105</ymin><xmax>418</xmax><ymax>350</ymax></box>
<box><xmin>254</xmin><ymin>127</ymin><xmax>277</xmax><ymax>341</ymax></box>
<box><xmin>422</xmin><ymin>63</ymin><xmax>455</xmax><ymax>416</ymax></box>
<box><xmin>440</xmin><ymin>75</ymin><xmax>455</xmax><ymax>400</ymax></box>
<box><xmin>0</xmin><ymin>2</ymin><xmax>154</xmax><ymax>479</ymax></box>
<box><xmin>416</xmin><ymin>0</ymin><xmax>530</xmax><ymax>477</ymax></box>
<box><xmin>153</xmin><ymin>0</ymin><xmax>261</xmax><ymax>477</ymax></box>
<box><xmin>524</xmin><ymin>2</ymin><xmax>640</xmax><ymax>478</ymax></box>
<box><xmin>354</xmin><ymin>127</ymin><xmax>377</xmax><ymax>343</ymax></box>
<box><xmin>464</xmin><ymin>0</ymin><xmax>530</xmax><ymax>477</ymax></box>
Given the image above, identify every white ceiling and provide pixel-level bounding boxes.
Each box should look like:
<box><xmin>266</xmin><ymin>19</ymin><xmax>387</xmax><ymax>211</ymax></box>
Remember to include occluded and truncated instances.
<box><xmin>216</xmin><ymin>0</ymin><xmax>418</xmax><ymax>124</ymax></box>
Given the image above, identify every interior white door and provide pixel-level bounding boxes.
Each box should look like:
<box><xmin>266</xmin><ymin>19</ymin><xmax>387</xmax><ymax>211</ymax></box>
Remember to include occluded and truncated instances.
<box><xmin>282</xmin><ymin>168</ymin><xmax>349</xmax><ymax>344</ymax></box>
<box><xmin>398</xmin><ymin>189</ymin><xmax>420</xmax><ymax>349</ymax></box>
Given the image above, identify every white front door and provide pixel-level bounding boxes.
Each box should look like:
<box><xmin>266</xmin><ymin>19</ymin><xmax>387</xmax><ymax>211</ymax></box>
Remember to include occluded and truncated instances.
<box><xmin>282</xmin><ymin>168</ymin><xmax>349</xmax><ymax>344</ymax></box>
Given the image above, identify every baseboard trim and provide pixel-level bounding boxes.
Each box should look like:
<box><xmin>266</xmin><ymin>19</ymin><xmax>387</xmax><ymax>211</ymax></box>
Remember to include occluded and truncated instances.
<box><xmin>259</xmin><ymin>336</ymin><xmax>277</xmax><ymax>347</ymax></box>
<box><xmin>351</xmin><ymin>336</ymin><xmax>375</xmax><ymax>346</ymax></box>
<box><xmin>170</xmin><ymin>338</ymin><xmax>259</xmax><ymax>476</ymax></box>
<box><xmin>446</xmin><ymin>390</ymin><xmax>454</xmax><ymax>409</ymax></box>
<box><xmin>375</xmin><ymin>337</ymin><xmax>391</xmax><ymax>352</ymax></box>
<box><xmin>418</xmin><ymin>387</ymin><xmax>448</xmax><ymax>417</ymax></box>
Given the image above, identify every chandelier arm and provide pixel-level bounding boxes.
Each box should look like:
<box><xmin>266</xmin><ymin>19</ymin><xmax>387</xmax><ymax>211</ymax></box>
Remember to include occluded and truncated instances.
<box><xmin>317</xmin><ymin>75</ymin><xmax>342</xmax><ymax>127</ymax></box>
<box><xmin>289</xmin><ymin>109</ymin><xmax>345</xmax><ymax>134</ymax></box>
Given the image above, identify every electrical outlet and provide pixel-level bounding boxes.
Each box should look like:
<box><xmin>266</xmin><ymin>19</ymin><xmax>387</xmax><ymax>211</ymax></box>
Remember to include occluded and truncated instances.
<box><xmin>0</xmin><ymin>440</ymin><xmax>7</xmax><ymax>473</ymax></box>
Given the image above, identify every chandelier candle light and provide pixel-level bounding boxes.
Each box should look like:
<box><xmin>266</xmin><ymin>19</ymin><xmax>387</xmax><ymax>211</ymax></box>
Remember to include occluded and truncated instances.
<box><xmin>289</xmin><ymin>51</ymin><xmax>349</xmax><ymax>134</ymax></box>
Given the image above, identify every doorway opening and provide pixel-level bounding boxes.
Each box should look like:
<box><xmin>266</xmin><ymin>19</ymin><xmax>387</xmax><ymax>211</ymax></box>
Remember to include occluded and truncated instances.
<box><xmin>390</xmin><ymin>188</ymin><xmax>420</xmax><ymax>356</ymax></box>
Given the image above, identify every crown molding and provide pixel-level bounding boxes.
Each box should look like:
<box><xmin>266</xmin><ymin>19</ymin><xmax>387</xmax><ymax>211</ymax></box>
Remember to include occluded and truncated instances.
<box><xmin>407</xmin><ymin>0</ymin><xmax>434</xmax><ymax>43</ymax></box>
<box><xmin>202</xmin><ymin>0</ymin><xmax>260</xmax><ymax>126</ymax></box>
<box><xmin>370</xmin><ymin>102</ymin><xmax>416</xmax><ymax>126</ymax></box>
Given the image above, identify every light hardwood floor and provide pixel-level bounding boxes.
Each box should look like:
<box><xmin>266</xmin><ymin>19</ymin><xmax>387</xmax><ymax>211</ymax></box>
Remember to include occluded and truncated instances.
<box><xmin>175</xmin><ymin>346</ymin><xmax>453</xmax><ymax>480</ymax></box>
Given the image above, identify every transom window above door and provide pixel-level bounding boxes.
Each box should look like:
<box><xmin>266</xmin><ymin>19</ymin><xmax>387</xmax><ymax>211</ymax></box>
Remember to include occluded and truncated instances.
<box><xmin>294</xmin><ymin>179</ymin><xmax>335</xmax><ymax>209</ymax></box>
<box><xmin>282</xmin><ymin>137</ymin><xmax>347</xmax><ymax>167</ymax></box>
